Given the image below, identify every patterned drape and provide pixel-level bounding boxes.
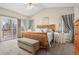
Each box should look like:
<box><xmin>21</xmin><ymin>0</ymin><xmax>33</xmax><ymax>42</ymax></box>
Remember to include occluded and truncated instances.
<box><xmin>62</xmin><ymin>14</ymin><xmax>74</xmax><ymax>43</ymax></box>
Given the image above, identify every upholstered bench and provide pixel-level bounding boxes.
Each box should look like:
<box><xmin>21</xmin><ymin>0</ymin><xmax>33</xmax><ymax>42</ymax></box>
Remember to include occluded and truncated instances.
<box><xmin>17</xmin><ymin>38</ymin><xmax>39</xmax><ymax>54</ymax></box>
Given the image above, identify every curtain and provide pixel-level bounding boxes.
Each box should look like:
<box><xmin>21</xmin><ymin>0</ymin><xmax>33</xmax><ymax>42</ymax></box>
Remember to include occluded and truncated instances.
<box><xmin>62</xmin><ymin>14</ymin><xmax>74</xmax><ymax>43</ymax></box>
<box><xmin>21</xmin><ymin>19</ymin><xmax>34</xmax><ymax>31</ymax></box>
<box><xmin>28</xmin><ymin>20</ymin><xmax>33</xmax><ymax>29</ymax></box>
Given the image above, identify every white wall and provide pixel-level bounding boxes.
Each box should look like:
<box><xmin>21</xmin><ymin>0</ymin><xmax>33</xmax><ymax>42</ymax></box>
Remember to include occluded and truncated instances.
<box><xmin>74</xmin><ymin>6</ymin><xmax>79</xmax><ymax>22</ymax></box>
<box><xmin>31</xmin><ymin>7</ymin><xmax>74</xmax><ymax>31</ymax></box>
<box><xmin>0</xmin><ymin>7</ymin><xmax>29</xmax><ymax>19</ymax></box>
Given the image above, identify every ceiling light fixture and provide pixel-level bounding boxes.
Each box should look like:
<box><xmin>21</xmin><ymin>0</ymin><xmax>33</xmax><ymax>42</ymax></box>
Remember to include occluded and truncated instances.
<box><xmin>26</xmin><ymin>3</ymin><xmax>35</xmax><ymax>10</ymax></box>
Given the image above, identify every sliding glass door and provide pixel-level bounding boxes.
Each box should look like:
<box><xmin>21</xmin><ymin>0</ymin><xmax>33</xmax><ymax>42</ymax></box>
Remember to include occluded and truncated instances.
<box><xmin>0</xmin><ymin>16</ymin><xmax>17</xmax><ymax>42</ymax></box>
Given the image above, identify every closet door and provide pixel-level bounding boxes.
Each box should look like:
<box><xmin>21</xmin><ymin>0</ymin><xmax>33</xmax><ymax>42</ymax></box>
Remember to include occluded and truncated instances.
<box><xmin>74</xmin><ymin>20</ymin><xmax>79</xmax><ymax>55</ymax></box>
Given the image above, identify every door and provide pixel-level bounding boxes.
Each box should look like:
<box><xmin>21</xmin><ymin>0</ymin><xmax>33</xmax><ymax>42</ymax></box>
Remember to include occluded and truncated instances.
<box><xmin>0</xmin><ymin>16</ymin><xmax>17</xmax><ymax>42</ymax></box>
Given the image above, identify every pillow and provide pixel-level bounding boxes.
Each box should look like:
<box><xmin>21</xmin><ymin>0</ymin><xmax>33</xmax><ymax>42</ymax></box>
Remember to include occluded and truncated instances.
<box><xmin>34</xmin><ymin>28</ymin><xmax>42</xmax><ymax>32</ymax></box>
<box><xmin>47</xmin><ymin>29</ymin><xmax>52</xmax><ymax>32</ymax></box>
<box><xmin>41</xmin><ymin>28</ymin><xmax>48</xmax><ymax>32</ymax></box>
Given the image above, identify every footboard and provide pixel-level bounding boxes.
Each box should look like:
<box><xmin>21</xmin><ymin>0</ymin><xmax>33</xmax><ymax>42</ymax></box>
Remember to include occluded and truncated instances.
<box><xmin>21</xmin><ymin>32</ymin><xmax>49</xmax><ymax>51</ymax></box>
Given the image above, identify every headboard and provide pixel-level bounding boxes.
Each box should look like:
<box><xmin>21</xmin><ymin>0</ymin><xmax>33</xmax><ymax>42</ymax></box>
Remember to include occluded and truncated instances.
<box><xmin>37</xmin><ymin>24</ymin><xmax>55</xmax><ymax>31</ymax></box>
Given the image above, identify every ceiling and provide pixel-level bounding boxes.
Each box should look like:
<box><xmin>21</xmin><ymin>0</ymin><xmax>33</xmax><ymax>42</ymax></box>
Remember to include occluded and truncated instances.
<box><xmin>0</xmin><ymin>3</ymin><xmax>79</xmax><ymax>16</ymax></box>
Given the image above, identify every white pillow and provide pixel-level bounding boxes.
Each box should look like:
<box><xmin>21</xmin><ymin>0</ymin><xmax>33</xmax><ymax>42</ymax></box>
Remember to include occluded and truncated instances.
<box><xmin>34</xmin><ymin>28</ymin><xmax>42</xmax><ymax>32</ymax></box>
<box><xmin>41</xmin><ymin>28</ymin><xmax>48</xmax><ymax>32</ymax></box>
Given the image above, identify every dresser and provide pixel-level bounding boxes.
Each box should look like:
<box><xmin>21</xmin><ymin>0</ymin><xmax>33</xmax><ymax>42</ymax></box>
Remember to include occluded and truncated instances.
<box><xmin>74</xmin><ymin>20</ymin><xmax>79</xmax><ymax>55</ymax></box>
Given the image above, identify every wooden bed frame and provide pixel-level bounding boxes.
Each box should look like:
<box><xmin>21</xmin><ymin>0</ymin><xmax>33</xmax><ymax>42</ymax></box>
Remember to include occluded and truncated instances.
<box><xmin>21</xmin><ymin>24</ymin><xmax>55</xmax><ymax>51</ymax></box>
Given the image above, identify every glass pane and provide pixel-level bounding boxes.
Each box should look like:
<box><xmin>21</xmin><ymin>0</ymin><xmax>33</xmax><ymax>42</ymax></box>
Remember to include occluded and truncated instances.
<box><xmin>0</xmin><ymin>16</ymin><xmax>17</xmax><ymax>42</ymax></box>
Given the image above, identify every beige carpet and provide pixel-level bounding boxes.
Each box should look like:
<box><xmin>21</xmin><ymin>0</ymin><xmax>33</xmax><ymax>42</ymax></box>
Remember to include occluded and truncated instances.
<box><xmin>0</xmin><ymin>39</ymin><xmax>74</xmax><ymax>55</ymax></box>
<box><xmin>0</xmin><ymin>39</ymin><xmax>31</xmax><ymax>55</ymax></box>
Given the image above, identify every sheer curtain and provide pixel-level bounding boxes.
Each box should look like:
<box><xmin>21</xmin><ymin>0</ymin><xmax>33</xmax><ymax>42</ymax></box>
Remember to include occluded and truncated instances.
<box><xmin>62</xmin><ymin>14</ymin><xmax>74</xmax><ymax>43</ymax></box>
<box><xmin>21</xmin><ymin>19</ymin><xmax>33</xmax><ymax>31</ymax></box>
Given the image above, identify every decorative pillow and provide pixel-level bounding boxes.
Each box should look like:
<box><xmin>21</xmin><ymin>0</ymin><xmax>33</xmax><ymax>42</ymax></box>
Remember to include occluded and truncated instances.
<box><xmin>41</xmin><ymin>28</ymin><xmax>48</xmax><ymax>32</ymax></box>
<box><xmin>47</xmin><ymin>29</ymin><xmax>52</xmax><ymax>32</ymax></box>
<box><xmin>34</xmin><ymin>28</ymin><xmax>42</xmax><ymax>32</ymax></box>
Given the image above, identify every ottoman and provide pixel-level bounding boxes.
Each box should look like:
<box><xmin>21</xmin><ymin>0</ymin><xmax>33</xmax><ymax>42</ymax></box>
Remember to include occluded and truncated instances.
<box><xmin>17</xmin><ymin>38</ymin><xmax>39</xmax><ymax>54</ymax></box>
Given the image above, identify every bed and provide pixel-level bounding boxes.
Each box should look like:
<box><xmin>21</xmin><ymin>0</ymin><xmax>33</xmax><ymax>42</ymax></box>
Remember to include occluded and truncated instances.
<box><xmin>21</xmin><ymin>24</ymin><xmax>55</xmax><ymax>51</ymax></box>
